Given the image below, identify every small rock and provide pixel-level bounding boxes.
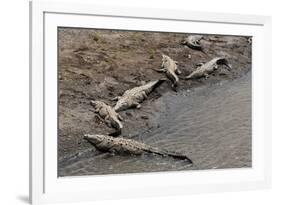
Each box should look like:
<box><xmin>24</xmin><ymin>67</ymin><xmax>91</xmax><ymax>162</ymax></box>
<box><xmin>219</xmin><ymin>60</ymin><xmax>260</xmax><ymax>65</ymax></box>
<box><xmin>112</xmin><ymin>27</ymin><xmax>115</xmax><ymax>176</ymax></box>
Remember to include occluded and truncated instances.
<box><xmin>140</xmin><ymin>115</ymin><xmax>149</xmax><ymax>120</ymax></box>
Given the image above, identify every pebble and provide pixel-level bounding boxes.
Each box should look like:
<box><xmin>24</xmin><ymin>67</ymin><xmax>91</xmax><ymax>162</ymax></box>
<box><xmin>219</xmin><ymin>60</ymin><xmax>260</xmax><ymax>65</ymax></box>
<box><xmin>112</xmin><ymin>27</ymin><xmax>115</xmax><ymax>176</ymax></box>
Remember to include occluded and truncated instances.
<box><xmin>140</xmin><ymin>115</ymin><xmax>149</xmax><ymax>120</ymax></box>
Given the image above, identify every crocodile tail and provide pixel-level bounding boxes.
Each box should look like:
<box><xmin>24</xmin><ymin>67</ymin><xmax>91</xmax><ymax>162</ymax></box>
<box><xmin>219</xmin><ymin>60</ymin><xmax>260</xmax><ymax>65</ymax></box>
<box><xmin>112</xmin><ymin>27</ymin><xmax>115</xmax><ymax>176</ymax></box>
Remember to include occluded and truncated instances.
<box><xmin>146</xmin><ymin>147</ymin><xmax>193</xmax><ymax>164</ymax></box>
<box><xmin>148</xmin><ymin>79</ymin><xmax>166</xmax><ymax>93</ymax></box>
<box><xmin>154</xmin><ymin>79</ymin><xmax>166</xmax><ymax>88</ymax></box>
<box><xmin>166</xmin><ymin>152</ymin><xmax>193</xmax><ymax>164</ymax></box>
<box><xmin>166</xmin><ymin>72</ymin><xmax>179</xmax><ymax>86</ymax></box>
<box><xmin>111</xmin><ymin>119</ymin><xmax>123</xmax><ymax>131</ymax></box>
<box><xmin>216</xmin><ymin>57</ymin><xmax>231</xmax><ymax>69</ymax></box>
<box><xmin>160</xmin><ymin>148</ymin><xmax>193</xmax><ymax>164</ymax></box>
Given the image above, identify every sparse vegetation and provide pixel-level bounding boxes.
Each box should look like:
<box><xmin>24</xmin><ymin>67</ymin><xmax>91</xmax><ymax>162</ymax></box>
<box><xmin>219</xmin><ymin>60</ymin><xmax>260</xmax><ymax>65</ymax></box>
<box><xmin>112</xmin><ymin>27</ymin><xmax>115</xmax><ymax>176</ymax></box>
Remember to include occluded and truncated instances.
<box><xmin>92</xmin><ymin>32</ymin><xmax>101</xmax><ymax>42</ymax></box>
<box><xmin>148</xmin><ymin>48</ymin><xmax>156</xmax><ymax>59</ymax></box>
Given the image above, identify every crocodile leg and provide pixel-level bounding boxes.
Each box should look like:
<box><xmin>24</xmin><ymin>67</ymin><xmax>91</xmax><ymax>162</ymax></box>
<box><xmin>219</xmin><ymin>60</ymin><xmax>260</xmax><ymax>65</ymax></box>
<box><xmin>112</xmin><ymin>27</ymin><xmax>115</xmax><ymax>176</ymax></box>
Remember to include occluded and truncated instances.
<box><xmin>154</xmin><ymin>68</ymin><xmax>166</xmax><ymax>73</ymax></box>
<box><xmin>104</xmin><ymin>115</ymin><xmax>113</xmax><ymax>128</ymax></box>
<box><xmin>112</xmin><ymin>96</ymin><xmax>121</xmax><ymax>101</ymax></box>
<box><xmin>141</xmin><ymin>91</ymin><xmax>148</xmax><ymax>99</ymax></box>
<box><xmin>132</xmin><ymin>102</ymin><xmax>141</xmax><ymax>109</ymax></box>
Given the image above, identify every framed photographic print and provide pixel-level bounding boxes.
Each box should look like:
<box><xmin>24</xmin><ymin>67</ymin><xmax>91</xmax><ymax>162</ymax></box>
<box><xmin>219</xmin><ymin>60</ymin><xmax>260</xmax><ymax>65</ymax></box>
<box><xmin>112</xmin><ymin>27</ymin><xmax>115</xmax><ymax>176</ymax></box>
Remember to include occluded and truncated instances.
<box><xmin>30</xmin><ymin>1</ymin><xmax>271</xmax><ymax>204</ymax></box>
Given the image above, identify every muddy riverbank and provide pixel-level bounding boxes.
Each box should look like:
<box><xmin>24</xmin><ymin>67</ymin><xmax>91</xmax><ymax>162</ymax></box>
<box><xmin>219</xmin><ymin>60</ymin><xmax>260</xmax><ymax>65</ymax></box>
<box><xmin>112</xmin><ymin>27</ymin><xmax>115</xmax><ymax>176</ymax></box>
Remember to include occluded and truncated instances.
<box><xmin>58</xmin><ymin>28</ymin><xmax>251</xmax><ymax>176</ymax></box>
<box><xmin>59</xmin><ymin>72</ymin><xmax>251</xmax><ymax>176</ymax></box>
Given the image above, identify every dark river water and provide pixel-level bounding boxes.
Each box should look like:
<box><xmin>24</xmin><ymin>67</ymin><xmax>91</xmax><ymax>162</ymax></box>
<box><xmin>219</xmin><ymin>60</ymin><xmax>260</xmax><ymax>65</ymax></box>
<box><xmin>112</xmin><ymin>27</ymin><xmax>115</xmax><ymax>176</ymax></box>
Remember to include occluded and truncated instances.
<box><xmin>59</xmin><ymin>73</ymin><xmax>251</xmax><ymax>177</ymax></box>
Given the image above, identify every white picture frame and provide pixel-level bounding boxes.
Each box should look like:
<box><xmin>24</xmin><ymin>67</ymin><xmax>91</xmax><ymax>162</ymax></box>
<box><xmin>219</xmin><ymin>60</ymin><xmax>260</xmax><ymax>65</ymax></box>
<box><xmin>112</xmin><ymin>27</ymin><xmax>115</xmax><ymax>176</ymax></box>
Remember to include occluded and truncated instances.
<box><xmin>30</xmin><ymin>1</ymin><xmax>272</xmax><ymax>204</ymax></box>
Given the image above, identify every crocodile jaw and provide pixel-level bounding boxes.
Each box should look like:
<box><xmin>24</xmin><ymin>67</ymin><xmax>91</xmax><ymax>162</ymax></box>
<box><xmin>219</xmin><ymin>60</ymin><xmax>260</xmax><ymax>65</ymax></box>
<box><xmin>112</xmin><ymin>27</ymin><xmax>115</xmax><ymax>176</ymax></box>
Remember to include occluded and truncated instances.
<box><xmin>114</xmin><ymin>101</ymin><xmax>129</xmax><ymax>112</ymax></box>
<box><xmin>84</xmin><ymin>134</ymin><xmax>103</xmax><ymax>144</ymax></box>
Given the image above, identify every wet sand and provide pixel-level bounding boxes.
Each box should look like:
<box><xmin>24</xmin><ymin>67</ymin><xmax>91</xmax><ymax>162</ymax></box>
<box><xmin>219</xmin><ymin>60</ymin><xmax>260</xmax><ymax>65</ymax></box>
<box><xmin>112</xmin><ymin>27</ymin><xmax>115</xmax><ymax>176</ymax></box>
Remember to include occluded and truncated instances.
<box><xmin>58</xmin><ymin>28</ymin><xmax>252</xmax><ymax>176</ymax></box>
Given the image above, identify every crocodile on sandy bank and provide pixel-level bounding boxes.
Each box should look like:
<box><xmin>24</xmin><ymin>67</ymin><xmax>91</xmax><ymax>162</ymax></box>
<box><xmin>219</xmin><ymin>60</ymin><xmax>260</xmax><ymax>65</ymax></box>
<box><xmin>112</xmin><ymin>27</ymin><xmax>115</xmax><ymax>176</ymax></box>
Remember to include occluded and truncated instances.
<box><xmin>84</xmin><ymin>134</ymin><xmax>193</xmax><ymax>163</ymax></box>
<box><xmin>90</xmin><ymin>100</ymin><xmax>123</xmax><ymax>132</ymax></box>
<box><xmin>185</xmin><ymin>57</ymin><xmax>231</xmax><ymax>80</ymax></box>
<box><xmin>113</xmin><ymin>79</ymin><xmax>165</xmax><ymax>112</ymax></box>
<box><xmin>181</xmin><ymin>35</ymin><xmax>203</xmax><ymax>50</ymax></box>
<box><xmin>155</xmin><ymin>54</ymin><xmax>181</xmax><ymax>89</ymax></box>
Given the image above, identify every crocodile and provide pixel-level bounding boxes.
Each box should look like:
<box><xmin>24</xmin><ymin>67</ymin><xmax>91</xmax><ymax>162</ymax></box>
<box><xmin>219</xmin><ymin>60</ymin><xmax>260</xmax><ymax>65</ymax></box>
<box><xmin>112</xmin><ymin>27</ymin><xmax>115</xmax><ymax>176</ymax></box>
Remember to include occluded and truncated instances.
<box><xmin>84</xmin><ymin>134</ymin><xmax>193</xmax><ymax>163</ymax></box>
<box><xmin>185</xmin><ymin>57</ymin><xmax>231</xmax><ymax>80</ymax></box>
<box><xmin>155</xmin><ymin>54</ymin><xmax>181</xmax><ymax>89</ymax></box>
<box><xmin>181</xmin><ymin>35</ymin><xmax>203</xmax><ymax>50</ymax></box>
<box><xmin>90</xmin><ymin>100</ymin><xmax>123</xmax><ymax>132</ymax></box>
<box><xmin>113</xmin><ymin>79</ymin><xmax>165</xmax><ymax>112</ymax></box>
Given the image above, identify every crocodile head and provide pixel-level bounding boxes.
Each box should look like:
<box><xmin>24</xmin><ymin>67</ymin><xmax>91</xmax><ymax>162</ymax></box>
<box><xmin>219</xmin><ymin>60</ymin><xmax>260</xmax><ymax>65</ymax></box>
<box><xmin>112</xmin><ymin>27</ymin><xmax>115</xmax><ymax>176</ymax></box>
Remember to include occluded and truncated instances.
<box><xmin>161</xmin><ymin>54</ymin><xmax>169</xmax><ymax>68</ymax></box>
<box><xmin>114</xmin><ymin>100</ymin><xmax>129</xmax><ymax>112</ymax></box>
<box><xmin>190</xmin><ymin>35</ymin><xmax>203</xmax><ymax>46</ymax></box>
<box><xmin>182</xmin><ymin>35</ymin><xmax>203</xmax><ymax>50</ymax></box>
<box><xmin>90</xmin><ymin>100</ymin><xmax>104</xmax><ymax>110</ymax></box>
<box><xmin>84</xmin><ymin>134</ymin><xmax>105</xmax><ymax>145</ymax></box>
